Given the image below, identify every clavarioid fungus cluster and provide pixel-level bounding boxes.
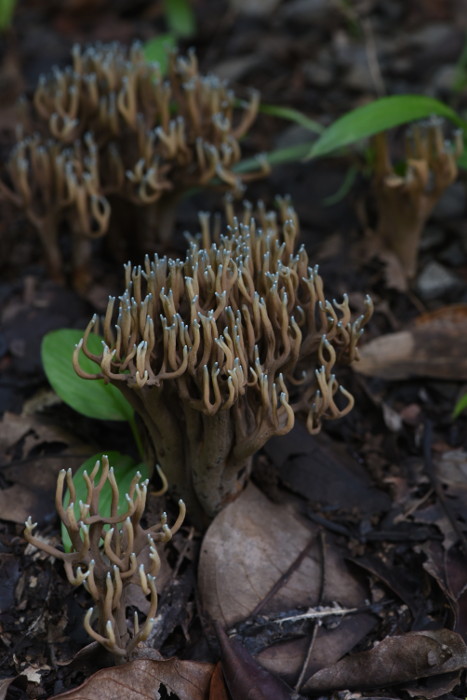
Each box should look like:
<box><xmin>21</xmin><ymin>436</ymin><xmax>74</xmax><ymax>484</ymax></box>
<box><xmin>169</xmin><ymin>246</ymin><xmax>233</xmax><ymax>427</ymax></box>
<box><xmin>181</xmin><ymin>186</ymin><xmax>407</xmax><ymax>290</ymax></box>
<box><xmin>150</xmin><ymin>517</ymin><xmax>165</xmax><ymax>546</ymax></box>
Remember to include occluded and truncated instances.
<box><xmin>372</xmin><ymin>117</ymin><xmax>463</xmax><ymax>280</ymax></box>
<box><xmin>74</xmin><ymin>199</ymin><xmax>373</xmax><ymax>523</ymax></box>
<box><xmin>0</xmin><ymin>42</ymin><xmax>266</xmax><ymax>289</ymax></box>
<box><xmin>24</xmin><ymin>455</ymin><xmax>185</xmax><ymax>660</ymax></box>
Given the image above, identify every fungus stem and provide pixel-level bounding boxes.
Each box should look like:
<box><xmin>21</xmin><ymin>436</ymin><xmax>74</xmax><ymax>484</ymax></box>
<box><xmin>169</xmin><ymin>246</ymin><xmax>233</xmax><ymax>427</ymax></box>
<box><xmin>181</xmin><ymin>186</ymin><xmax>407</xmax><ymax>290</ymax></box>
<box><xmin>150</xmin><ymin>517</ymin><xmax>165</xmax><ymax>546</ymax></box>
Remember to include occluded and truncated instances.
<box><xmin>128</xmin><ymin>412</ymin><xmax>144</xmax><ymax>461</ymax></box>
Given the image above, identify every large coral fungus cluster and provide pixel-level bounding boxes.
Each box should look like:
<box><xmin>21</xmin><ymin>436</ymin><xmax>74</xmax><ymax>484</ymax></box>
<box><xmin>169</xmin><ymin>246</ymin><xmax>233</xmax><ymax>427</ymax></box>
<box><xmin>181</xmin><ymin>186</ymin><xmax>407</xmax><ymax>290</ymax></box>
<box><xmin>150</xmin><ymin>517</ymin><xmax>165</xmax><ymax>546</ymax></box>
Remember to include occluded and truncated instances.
<box><xmin>0</xmin><ymin>42</ymin><xmax>266</xmax><ymax>289</ymax></box>
<box><xmin>74</xmin><ymin>198</ymin><xmax>373</xmax><ymax>522</ymax></box>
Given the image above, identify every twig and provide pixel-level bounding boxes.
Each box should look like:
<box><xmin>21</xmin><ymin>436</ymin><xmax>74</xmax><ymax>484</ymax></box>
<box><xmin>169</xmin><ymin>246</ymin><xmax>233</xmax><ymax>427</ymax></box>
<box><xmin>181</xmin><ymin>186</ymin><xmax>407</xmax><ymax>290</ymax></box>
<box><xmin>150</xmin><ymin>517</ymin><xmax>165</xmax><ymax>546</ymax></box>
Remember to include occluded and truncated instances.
<box><xmin>250</xmin><ymin>535</ymin><xmax>316</xmax><ymax>617</ymax></box>
<box><xmin>294</xmin><ymin>530</ymin><xmax>326</xmax><ymax>696</ymax></box>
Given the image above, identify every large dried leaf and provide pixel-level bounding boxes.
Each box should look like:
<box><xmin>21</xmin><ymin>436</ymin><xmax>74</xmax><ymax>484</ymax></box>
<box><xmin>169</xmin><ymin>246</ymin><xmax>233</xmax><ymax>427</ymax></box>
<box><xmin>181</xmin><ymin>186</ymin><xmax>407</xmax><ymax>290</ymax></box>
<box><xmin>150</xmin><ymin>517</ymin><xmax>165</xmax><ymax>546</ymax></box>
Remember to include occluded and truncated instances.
<box><xmin>303</xmin><ymin>629</ymin><xmax>467</xmax><ymax>693</ymax></box>
<box><xmin>355</xmin><ymin>305</ymin><xmax>467</xmax><ymax>380</ymax></box>
<box><xmin>264</xmin><ymin>423</ymin><xmax>390</xmax><ymax>515</ymax></box>
<box><xmin>199</xmin><ymin>484</ymin><xmax>375</xmax><ymax>680</ymax></box>
<box><xmin>51</xmin><ymin>658</ymin><xmax>214</xmax><ymax>699</ymax></box>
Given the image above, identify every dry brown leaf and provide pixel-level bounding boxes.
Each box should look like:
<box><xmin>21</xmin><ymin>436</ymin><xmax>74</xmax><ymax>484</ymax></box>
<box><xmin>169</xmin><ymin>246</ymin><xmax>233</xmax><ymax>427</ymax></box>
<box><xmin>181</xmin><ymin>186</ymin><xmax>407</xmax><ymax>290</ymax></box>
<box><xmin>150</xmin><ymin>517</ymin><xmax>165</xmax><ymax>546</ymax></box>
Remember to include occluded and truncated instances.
<box><xmin>0</xmin><ymin>483</ymin><xmax>52</xmax><ymax>524</ymax></box>
<box><xmin>209</xmin><ymin>662</ymin><xmax>230</xmax><ymax>700</ymax></box>
<box><xmin>0</xmin><ymin>677</ymin><xmax>16</xmax><ymax>700</ymax></box>
<box><xmin>303</xmin><ymin>628</ymin><xmax>467</xmax><ymax>693</ymax></box>
<box><xmin>0</xmin><ymin>410</ymin><xmax>91</xmax><ymax>523</ymax></box>
<box><xmin>199</xmin><ymin>483</ymin><xmax>374</xmax><ymax>681</ymax></box>
<box><xmin>51</xmin><ymin>658</ymin><xmax>214</xmax><ymax>699</ymax></box>
<box><xmin>264</xmin><ymin>423</ymin><xmax>390</xmax><ymax>516</ymax></box>
<box><xmin>435</xmin><ymin>449</ymin><xmax>467</xmax><ymax>487</ymax></box>
<box><xmin>214</xmin><ymin>621</ymin><xmax>292</xmax><ymax>700</ymax></box>
<box><xmin>355</xmin><ymin>305</ymin><xmax>467</xmax><ymax>380</ymax></box>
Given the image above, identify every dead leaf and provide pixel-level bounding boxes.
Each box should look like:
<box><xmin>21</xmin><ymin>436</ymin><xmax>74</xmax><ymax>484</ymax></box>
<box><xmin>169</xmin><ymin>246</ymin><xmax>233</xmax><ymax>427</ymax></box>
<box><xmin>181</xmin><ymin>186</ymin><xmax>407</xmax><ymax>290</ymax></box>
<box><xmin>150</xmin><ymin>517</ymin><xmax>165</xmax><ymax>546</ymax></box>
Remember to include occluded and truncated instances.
<box><xmin>355</xmin><ymin>305</ymin><xmax>467</xmax><ymax>380</ymax></box>
<box><xmin>199</xmin><ymin>483</ymin><xmax>376</xmax><ymax>681</ymax></box>
<box><xmin>422</xmin><ymin>540</ymin><xmax>467</xmax><ymax>638</ymax></box>
<box><xmin>214</xmin><ymin>621</ymin><xmax>293</xmax><ymax>700</ymax></box>
<box><xmin>264</xmin><ymin>423</ymin><xmax>390</xmax><ymax>516</ymax></box>
<box><xmin>51</xmin><ymin>658</ymin><xmax>214</xmax><ymax>699</ymax></box>
<box><xmin>405</xmin><ymin>670</ymin><xmax>461</xmax><ymax>699</ymax></box>
<box><xmin>209</xmin><ymin>662</ymin><xmax>230</xmax><ymax>700</ymax></box>
<box><xmin>0</xmin><ymin>410</ymin><xmax>91</xmax><ymax>524</ymax></box>
<box><xmin>378</xmin><ymin>249</ymin><xmax>409</xmax><ymax>292</ymax></box>
<box><xmin>303</xmin><ymin>629</ymin><xmax>467</xmax><ymax>693</ymax></box>
<box><xmin>0</xmin><ymin>483</ymin><xmax>54</xmax><ymax>524</ymax></box>
<box><xmin>0</xmin><ymin>677</ymin><xmax>16</xmax><ymax>700</ymax></box>
<box><xmin>435</xmin><ymin>449</ymin><xmax>467</xmax><ymax>487</ymax></box>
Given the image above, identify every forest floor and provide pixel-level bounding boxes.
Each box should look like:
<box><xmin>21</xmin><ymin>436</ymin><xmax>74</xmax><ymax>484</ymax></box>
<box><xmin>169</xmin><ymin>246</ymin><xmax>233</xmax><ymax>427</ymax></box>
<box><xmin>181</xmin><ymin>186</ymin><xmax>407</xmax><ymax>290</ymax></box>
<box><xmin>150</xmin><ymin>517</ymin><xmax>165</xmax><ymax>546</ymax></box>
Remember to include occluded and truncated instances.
<box><xmin>2</xmin><ymin>1</ymin><xmax>467</xmax><ymax>698</ymax></box>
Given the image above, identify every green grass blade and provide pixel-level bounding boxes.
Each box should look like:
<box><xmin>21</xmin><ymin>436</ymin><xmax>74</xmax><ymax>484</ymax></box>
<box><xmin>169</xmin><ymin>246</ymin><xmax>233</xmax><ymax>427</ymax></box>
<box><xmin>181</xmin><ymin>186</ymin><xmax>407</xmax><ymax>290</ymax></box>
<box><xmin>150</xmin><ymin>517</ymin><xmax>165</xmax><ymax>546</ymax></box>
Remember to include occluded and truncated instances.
<box><xmin>61</xmin><ymin>451</ymin><xmax>149</xmax><ymax>551</ymax></box>
<box><xmin>233</xmin><ymin>142</ymin><xmax>313</xmax><ymax>174</ymax></box>
<box><xmin>308</xmin><ymin>95</ymin><xmax>466</xmax><ymax>160</ymax></box>
<box><xmin>42</xmin><ymin>329</ymin><xmax>133</xmax><ymax>422</ymax></box>
<box><xmin>453</xmin><ymin>393</ymin><xmax>467</xmax><ymax>419</ymax></box>
<box><xmin>259</xmin><ymin>103</ymin><xmax>323</xmax><ymax>134</ymax></box>
<box><xmin>323</xmin><ymin>164</ymin><xmax>359</xmax><ymax>206</ymax></box>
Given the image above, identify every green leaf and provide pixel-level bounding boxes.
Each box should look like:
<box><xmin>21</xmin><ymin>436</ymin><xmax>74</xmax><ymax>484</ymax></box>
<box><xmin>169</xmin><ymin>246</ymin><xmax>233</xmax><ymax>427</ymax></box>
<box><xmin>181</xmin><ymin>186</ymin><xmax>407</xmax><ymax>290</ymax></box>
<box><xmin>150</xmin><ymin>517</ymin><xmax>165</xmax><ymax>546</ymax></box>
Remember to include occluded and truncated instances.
<box><xmin>323</xmin><ymin>164</ymin><xmax>359</xmax><ymax>206</ymax></box>
<box><xmin>0</xmin><ymin>0</ymin><xmax>16</xmax><ymax>30</ymax></box>
<box><xmin>308</xmin><ymin>95</ymin><xmax>466</xmax><ymax>160</ymax></box>
<box><xmin>164</xmin><ymin>0</ymin><xmax>196</xmax><ymax>38</ymax></box>
<box><xmin>457</xmin><ymin>148</ymin><xmax>467</xmax><ymax>170</ymax></box>
<box><xmin>258</xmin><ymin>103</ymin><xmax>323</xmax><ymax>134</ymax></box>
<box><xmin>143</xmin><ymin>34</ymin><xmax>176</xmax><ymax>74</ymax></box>
<box><xmin>453</xmin><ymin>394</ymin><xmax>467</xmax><ymax>419</ymax></box>
<box><xmin>61</xmin><ymin>451</ymin><xmax>149</xmax><ymax>552</ymax></box>
<box><xmin>41</xmin><ymin>329</ymin><xmax>133</xmax><ymax>422</ymax></box>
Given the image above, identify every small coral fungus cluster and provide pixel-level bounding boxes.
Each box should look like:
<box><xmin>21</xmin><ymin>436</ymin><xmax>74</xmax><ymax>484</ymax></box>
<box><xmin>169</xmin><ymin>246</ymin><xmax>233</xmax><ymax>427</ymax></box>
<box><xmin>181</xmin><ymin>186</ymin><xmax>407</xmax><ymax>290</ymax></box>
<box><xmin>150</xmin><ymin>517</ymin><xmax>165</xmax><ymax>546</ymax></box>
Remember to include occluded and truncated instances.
<box><xmin>74</xmin><ymin>198</ymin><xmax>373</xmax><ymax>522</ymax></box>
<box><xmin>372</xmin><ymin>117</ymin><xmax>462</xmax><ymax>279</ymax></box>
<box><xmin>0</xmin><ymin>42</ymin><xmax>266</xmax><ymax>289</ymax></box>
<box><xmin>25</xmin><ymin>456</ymin><xmax>185</xmax><ymax>660</ymax></box>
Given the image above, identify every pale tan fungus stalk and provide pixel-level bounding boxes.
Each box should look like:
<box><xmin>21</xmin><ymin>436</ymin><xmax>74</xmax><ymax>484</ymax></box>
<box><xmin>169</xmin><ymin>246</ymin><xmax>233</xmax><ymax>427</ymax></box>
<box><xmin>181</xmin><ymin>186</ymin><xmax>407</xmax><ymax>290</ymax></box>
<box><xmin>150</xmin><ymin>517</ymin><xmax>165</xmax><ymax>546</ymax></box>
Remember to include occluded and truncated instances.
<box><xmin>73</xmin><ymin>199</ymin><xmax>373</xmax><ymax>524</ymax></box>
<box><xmin>372</xmin><ymin>118</ymin><xmax>463</xmax><ymax>279</ymax></box>
<box><xmin>24</xmin><ymin>455</ymin><xmax>185</xmax><ymax>661</ymax></box>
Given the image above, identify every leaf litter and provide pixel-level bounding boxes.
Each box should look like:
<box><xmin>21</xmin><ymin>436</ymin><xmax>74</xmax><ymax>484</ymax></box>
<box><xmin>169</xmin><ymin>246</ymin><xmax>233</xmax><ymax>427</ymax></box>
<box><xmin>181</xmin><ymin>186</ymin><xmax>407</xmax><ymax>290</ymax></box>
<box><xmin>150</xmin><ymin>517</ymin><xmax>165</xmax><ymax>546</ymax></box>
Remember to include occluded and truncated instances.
<box><xmin>2</xmin><ymin>3</ymin><xmax>467</xmax><ymax>699</ymax></box>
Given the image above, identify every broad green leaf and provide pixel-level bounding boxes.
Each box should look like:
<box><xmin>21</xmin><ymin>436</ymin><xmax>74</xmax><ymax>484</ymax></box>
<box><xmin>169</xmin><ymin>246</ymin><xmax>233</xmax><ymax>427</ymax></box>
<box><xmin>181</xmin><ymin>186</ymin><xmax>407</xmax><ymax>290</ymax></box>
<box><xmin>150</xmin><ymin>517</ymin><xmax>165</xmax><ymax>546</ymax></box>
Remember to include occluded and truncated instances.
<box><xmin>259</xmin><ymin>103</ymin><xmax>323</xmax><ymax>134</ymax></box>
<box><xmin>164</xmin><ymin>0</ymin><xmax>196</xmax><ymax>38</ymax></box>
<box><xmin>42</xmin><ymin>329</ymin><xmax>133</xmax><ymax>422</ymax></box>
<box><xmin>308</xmin><ymin>95</ymin><xmax>466</xmax><ymax>159</ymax></box>
<box><xmin>61</xmin><ymin>451</ymin><xmax>149</xmax><ymax>552</ymax></box>
<box><xmin>453</xmin><ymin>393</ymin><xmax>467</xmax><ymax>419</ymax></box>
<box><xmin>0</xmin><ymin>0</ymin><xmax>16</xmax><ymax>30</ymax></box>
<box><xmin>143</xmin><ymin>34</ymin><xmax>176</xmax><ymax>74</ymax></box>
